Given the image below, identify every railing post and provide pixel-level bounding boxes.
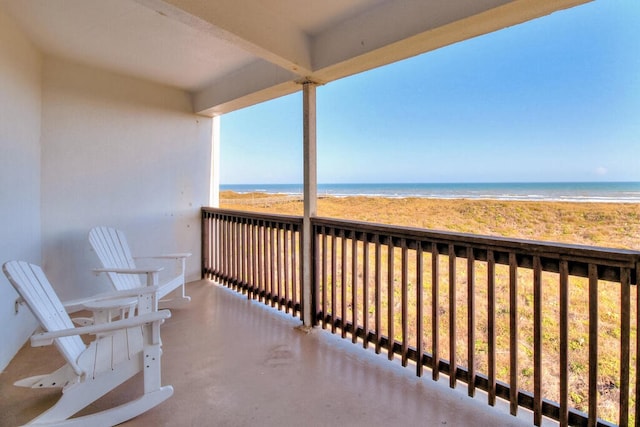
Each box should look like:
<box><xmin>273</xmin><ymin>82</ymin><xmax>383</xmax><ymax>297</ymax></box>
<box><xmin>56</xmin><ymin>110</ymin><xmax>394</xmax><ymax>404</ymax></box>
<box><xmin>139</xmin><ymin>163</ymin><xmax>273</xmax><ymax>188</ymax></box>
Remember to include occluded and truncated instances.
<box><xmin>210</xmin><ymin>115</ymin><xmax>220</xmax><ymax>208</ymax></box>
<box><xmin>302</xmin><ymin>80</ymin><xmax>318</xmax><ymax>327</ymax></box>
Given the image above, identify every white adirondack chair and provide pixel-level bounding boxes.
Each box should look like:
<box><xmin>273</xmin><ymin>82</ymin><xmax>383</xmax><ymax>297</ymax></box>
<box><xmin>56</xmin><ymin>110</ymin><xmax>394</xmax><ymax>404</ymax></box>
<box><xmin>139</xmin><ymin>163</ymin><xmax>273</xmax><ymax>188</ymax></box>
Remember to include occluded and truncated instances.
<box><xmin>3</xmin><ymin>260</ymin><xmax>173</xmax><ymax>427</ymax></box>
<box><xmin>89</xmin><ymin>226</ymin><xmax>191</xmax><ymax>309</ymax></box>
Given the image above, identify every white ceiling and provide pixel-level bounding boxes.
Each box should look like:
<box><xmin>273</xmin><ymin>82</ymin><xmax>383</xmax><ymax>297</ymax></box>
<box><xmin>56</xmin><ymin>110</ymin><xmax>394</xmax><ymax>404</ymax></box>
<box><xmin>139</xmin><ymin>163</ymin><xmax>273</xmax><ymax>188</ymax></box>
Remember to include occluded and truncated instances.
<box><xmin>0</xmin><ymin>0</ymin><xmax>590</xmax><ymax>116</ymax></box>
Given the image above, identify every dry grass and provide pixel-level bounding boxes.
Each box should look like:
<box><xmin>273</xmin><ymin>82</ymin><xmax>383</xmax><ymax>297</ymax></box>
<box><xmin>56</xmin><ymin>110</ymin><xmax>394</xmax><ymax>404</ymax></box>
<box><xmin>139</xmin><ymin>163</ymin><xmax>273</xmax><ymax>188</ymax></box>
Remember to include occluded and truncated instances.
<box><xmin>221</xmin><ymin>191</ymin><xmax>640</xmax><ymax>250</ymax></box>
<box><xmin>220</xmin><ymin>191</ymin><xmax>640</xmax><ymax>423</ymax></box>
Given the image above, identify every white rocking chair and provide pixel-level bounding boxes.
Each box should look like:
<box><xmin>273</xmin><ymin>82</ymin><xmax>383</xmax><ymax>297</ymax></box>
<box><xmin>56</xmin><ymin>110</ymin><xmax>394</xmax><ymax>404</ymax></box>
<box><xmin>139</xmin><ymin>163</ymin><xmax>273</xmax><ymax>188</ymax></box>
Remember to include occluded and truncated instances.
<box><xmin>3</xmin><ymin>260</ymin><xmax>173</xmax><ymax>427</ymax></box>
<box><xmin>89</xmin><ymin>226</ymin><xmax>191</xmax><ymax>309</ymax></box>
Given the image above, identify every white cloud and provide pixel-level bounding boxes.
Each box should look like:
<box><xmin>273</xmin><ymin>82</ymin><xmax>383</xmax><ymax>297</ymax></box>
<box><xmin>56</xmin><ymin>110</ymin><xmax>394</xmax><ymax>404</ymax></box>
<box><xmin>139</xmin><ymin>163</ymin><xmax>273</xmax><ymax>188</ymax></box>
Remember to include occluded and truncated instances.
<box><xmin>595</xmin><ymin>166</ymin><xmax>608</xmax><ymax>176</ymax></box>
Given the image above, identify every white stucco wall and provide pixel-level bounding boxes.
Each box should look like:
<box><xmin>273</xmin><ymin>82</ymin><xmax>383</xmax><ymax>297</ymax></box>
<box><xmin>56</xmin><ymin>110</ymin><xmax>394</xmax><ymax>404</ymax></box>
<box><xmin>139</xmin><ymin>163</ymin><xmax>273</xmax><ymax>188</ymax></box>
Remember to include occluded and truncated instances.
<box><xmin>41</xmin><ymin>57</ymin><xmax>212</xmax><ymax>301</ymax></box>
<box><xmin>0</xmin><ymin>8</ymin><xmax>42</xmax><ymax>369</ymax></box>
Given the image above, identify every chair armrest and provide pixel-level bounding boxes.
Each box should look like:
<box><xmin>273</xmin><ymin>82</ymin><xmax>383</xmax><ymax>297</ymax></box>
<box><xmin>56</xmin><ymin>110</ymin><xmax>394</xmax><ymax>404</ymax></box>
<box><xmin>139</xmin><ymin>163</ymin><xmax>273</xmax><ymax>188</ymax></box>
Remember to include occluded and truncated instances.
<box><xmin>134</xmin><ymin>252</ymin><xmax>192</xmax><ymax>260</ymax></box>
<box><xmin>93</xmin><ymin>267</ymin><xmax>164</xmax><ymax>274</ymax></box>
<box><xmin>31</xmin><ymin>310</ymin><xmax>171</xmax><ymax>347</ymax></box>
<box><xmin>81</xmin><ymin>297</ymin><xmax>138</xmax><ymax>311</ymax></box>
<box><xmin>62</xmin><ymin>285</ymin><xmax>163</xmax><ymax>313</ymax></box>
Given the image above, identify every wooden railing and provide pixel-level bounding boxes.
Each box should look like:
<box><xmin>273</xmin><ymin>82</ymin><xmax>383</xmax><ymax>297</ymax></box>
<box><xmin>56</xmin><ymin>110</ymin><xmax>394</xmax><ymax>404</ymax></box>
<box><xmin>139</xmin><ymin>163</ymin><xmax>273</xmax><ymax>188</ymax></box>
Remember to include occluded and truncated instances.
<box><xmin>202</xmin><ymin>208</ymin><xmax>303</xmax><ymax>314</ymax></box>
<box><xmin>202</xmin><ymin>208</ymin><xmax>640</xmax><ymax>426</ymax></box>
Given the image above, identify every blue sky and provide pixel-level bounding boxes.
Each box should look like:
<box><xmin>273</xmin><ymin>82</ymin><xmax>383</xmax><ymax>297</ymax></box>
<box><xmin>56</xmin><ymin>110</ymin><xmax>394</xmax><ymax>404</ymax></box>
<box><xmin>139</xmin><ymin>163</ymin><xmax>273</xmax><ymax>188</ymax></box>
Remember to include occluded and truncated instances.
<box><xmin>220</xmin><ymin>0</ymin><xmax>639</xmax><ymax>185</ymax></box>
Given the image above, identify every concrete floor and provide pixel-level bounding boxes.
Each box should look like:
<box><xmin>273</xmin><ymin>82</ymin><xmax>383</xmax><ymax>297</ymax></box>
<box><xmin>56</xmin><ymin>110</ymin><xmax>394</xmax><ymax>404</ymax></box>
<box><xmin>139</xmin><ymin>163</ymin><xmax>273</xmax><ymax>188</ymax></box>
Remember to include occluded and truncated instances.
<box><xmin>1</xmin><ymin>280</ymin><xmax>541</xmax><ymax>427</ymax></box>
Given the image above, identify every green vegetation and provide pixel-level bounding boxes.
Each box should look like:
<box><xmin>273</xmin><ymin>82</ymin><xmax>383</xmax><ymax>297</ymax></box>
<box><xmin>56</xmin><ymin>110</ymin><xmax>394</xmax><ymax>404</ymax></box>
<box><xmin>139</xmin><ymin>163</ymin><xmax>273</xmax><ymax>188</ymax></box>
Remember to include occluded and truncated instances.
<box><xmin>221</xmin><ymin>192</ymin><xmax>640</xmax><ymax>424</ymax></box>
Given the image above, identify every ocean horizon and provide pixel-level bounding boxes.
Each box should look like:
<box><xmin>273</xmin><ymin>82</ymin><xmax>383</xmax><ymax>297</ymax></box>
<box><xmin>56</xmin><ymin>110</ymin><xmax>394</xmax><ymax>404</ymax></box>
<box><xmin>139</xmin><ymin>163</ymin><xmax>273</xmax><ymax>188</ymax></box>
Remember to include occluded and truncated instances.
<box><xmin>220</xmin><ymin>182</ymin><xmax>640</xmax><ymax>203</ymax></box>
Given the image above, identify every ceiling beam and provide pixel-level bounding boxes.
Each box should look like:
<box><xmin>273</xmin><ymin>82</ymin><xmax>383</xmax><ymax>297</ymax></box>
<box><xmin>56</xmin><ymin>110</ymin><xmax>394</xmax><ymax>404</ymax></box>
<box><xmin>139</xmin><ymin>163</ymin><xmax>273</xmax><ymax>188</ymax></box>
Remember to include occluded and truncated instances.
<box><xmin>193</xmin><ymin>59</ymin><xmax>300</xmax><ymax>116</ymax></box>
<box><xmin>137</xmin><ymin>0</ymin><xmax>313</xmax><ymax>75</ymax></box>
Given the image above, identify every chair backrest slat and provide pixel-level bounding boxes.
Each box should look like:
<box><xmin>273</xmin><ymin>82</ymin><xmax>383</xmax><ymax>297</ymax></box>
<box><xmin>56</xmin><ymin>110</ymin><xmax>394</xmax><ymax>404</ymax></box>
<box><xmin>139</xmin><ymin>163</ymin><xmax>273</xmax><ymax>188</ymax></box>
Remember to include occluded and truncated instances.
<box><xmin>3</xmin><ymin>261</ymin><xmax>85</xmax><ymax>374</ymax></box>
<box><xmin>89</xmin><ymin>226</ymin><xmax>141</xmax><ymax>290</ymax></box>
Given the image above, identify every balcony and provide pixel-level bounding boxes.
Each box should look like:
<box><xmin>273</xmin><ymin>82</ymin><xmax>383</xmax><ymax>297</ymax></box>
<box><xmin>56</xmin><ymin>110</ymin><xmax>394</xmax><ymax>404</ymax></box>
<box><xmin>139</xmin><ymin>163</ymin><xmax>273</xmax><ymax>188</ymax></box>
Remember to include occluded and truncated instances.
<box><xmin>201</xmin><ymin>208</ymin><xmax>640</xmax><ymax>427</ymax></box>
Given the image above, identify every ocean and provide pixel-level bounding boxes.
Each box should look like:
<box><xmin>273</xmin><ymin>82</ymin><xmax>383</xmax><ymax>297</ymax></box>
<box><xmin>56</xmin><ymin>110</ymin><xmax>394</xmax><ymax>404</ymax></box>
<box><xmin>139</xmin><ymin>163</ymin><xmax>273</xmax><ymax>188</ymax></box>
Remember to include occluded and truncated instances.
<box><xmin>220</xmin><ymin>182</ymin><xmax>640</xmax><ymax>203</ymax></box>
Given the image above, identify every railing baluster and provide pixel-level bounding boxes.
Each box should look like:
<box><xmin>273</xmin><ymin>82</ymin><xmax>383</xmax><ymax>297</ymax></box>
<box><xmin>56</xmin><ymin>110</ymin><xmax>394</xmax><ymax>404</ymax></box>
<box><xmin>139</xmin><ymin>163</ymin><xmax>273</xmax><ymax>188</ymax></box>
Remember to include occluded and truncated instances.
<box><xmin>233</xmin><ymin>219</ymin><xmax>238</xmax><ymax>289</ymax></box>
<box><xmin>352</xmin><ymin>232</ymin><xmax>358</xmax><ymax>344</ymax></box>
<box><xmin>533</xmin><ymin>255</ymin><xmax>542</xmax><ymax>426</ymax></box>
<box><xmin>636</xmin><ymin>264</ymin><xmax>640</xmax><ymax>426</ymax></box>
<box><xmin>331</xmin><ymin>232</ymin><xmax>337</xmax><ymax>334</ymax></box>
<box><xmin>222</xmin><ymin>216</ymin><xmax>228</xmax><ymax>284</ymax></box>
<box><xmin>244</xmin><ymin>220</ymin><xmax>249</xmax><ymax>290</ymax></box>
<box><xmin>488</xmin><ymin>250</ymin><xmax>496</xmax><ymax>406</ymax></box>
<box><xmin>401</xmin><ymin>239</ymin><xmax>409</xmax><ymax>367</ymax></box>
<box><xmin>253</xmin><ymin>221</ymin><xmax>259</xmax><ymax>299</ymax></box>
<box><xmin>237</xmin><ymin>219</ymin><xmax>243</xmax><ymax>290</ymax></box>
<box><xmin>388</xmin><ymin>238</ymin><xmax>395</xmax><ymax>361</ymax></box>
<box><xmin>237</xmin><ymin>220</ymin><xmax>242</xmax><ymax>288</ymax></box>
<box><xmin>268</xmin><ymin>222</ymin><xmax>272</xmax><ymax>299</ymax></box>
<box><xmin>432</xmin><ymin>242</ymin><xmax>440</xmax><ymax>381</ymax></box>
<box><xmin>227</xmin><ymin>216</ymin><xmax>233</xmax><ymax>286</ymax></box>
<box><xmin>510</xmin><ymin>251</ymin><xmax>518</xmax><ymax>416</ymax></box>
<box><xmin>263</xmin><ymin>222</ymin><xmax>268</xmax><ymax>299</ymax></box>
<box><xmin>215</xmin><ymin>215</ymin><xmax>221</xmax><ymax>279</ymax></box>
<box><xmin>416</xmin><ymin>242</ymin><xmax>424</xmax><ymax>377</ymax></box>
<box><xmin>276</xmin><ymin>226</ymin><xmax>282</xmax><ymax>309</ymax></box>
<box><xmin>219</xmin><ymin>215</ymin><xmax>224</xmax><ymax>281</ymax></box>
<box><xmin>201</xmin><ymin>212</ymin><xmax>209</xmax><ymax>277</ymax></box>
<box><xmin>246</xmin><ymin>220</ymin><xmax>252</xmax><ymax>297</ymax></box>
<box><xmin>588</xmin><ymin>263</ymin><xmax>598</xmax><ymax>427</ymax></box>
<box><xmin>284</xmin><ymin>225</ymin><xmax>290</xmax><ymax>313</ymax></box>
<box><xmin>244</xmin><ymin>218</ymin><xmax>253</xmax><ymax>294</ymax></box>
<box><xmin>270</xmin><ymin>225</ymin><xmax>276</xmax><ymax>306</ymax></box>
<box><xmin>213</xmin><ymin>214</ymin><xmax>218</xmax><ymax>276</ymax></box>
<box><xmin>240</xmin><ymin>220</ymin><xmax>245</xmax><ymax>290</ymax></box>
<box><xmin>559</xmin><ymin>260</ymin><xmax>569</xmax><ymax>427</ymax></box>
<box><xmin>259</xmin><ymin>221</ymin><xmax>265</xmax><ymax>302</ymax></box>
<box><xmin>246</xmin><ymin>219</ymin><xmax>252</xmax><ymax>291</ymax></box>
<box><xmin>209</xmin><ymin>213</ymin><xmax>215</xmax><ymax>276</ymax></box>
<box><xmin>619</xmin><ymin>267</ymin><xmax>630</xmax><ymax>426</ymax></box>
<box><xmin>218</xmin><ymin>214</ymin><xmax>223</xmax><ymax>277</ymax></box>
<box><xmin>242</xmin><ymin>220</ymin><xmax>248</xmax><ymax>297</ymax></box>
<box><xmin>219</xmin><ymin>214</ymin><xmax>224</xmax><ymax>278</ymax></box>
<box><xmin>204</xmin><ymin>212</ymin><xmax>211</xmax><ymax>276</ymax></box>
<box><xmin>292</xmin><ymin>225</ymin><xmax>298</xmax><ymax>313</ymax></box>
<box><xmin>467</xmin><ymin>247</ymin><xmax>476</xmax><ymax>397</ymax></box>
<box><xmin>375</xmin><ymin>235</ymin><xmax>382</xmax><ymax>354</ymax></box>
<box><xmin>251</xmin><ymin>221</ymin><xmax>256</xmax><ymax>293</ymax></box>
<box><xmin>449</xmin><ymin>244</ymin><xmax>457</xmax><ymax>388</ymax></box>
<box><xmin>321</xmin><ymin>227</ymin><xmax>327</xmax><ymax>327</ymax></box>
<box><xmin>341</xmin><ymin>231</ymin><xmax>348</xmax><ymax>339</ymax></box>
<box><xmin>252</xmin><ymin>220</ymin><xmax>259</xmax><ymax>298</ymax></box>
<box><xmin>237</xmin><ymin>219</ymin><xmax>242</xmax><ymax>290</ymax></box>
<box><xmin>363</xmin><ymin>236</ymin><xmax>370</xmax><ymax>348</ymax></box>
<box><xmin>218</xmin><ymin>214</ymin><xmax>222</xmax><ymax>273</ymax></box>
<box><xmin>230</xmin><ymin>216</ymin><xmax>234</xmax><ymax>284</ymax></box>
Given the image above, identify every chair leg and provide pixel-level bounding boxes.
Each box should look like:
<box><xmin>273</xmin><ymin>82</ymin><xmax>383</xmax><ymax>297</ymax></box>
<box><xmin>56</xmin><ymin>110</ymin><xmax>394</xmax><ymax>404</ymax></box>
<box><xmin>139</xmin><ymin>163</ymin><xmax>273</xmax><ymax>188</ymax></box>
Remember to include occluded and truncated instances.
<box><xmin>24</xmin><ymin>386</ymin><xmax>173</xmax><ymax>427</ymax></box>
<box><xmin>158</xmin><ymin>295</ymin><xmax>190</xmax><ymax>309</ymax></box>
<box><xmin>143</xmin><ymin>339</ymin><xmax>163</xmax><ymax>392</ymax></box>
<box><xmin>27</xmin><ymin>358</ymin><xmax>140</xmax><ymax>425</ymax></box>
<box><xmin>158</xmin><ymin>282</ymin><xmax>191</xmax><ymax>309</ymax></box>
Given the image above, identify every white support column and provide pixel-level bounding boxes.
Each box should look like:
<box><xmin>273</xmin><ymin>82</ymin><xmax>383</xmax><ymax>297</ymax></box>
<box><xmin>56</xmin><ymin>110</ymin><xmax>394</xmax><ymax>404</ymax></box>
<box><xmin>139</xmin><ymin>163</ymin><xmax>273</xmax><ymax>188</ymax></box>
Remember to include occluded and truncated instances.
<box><xmin>302</xmin><ymin>81</ymin><xmax>317</xmax><ymax>326</ymax></box>
<box><xmin>210</xmin><ymin>115</ymin><xmax>221</xmax><ymax>208</ymax></box>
